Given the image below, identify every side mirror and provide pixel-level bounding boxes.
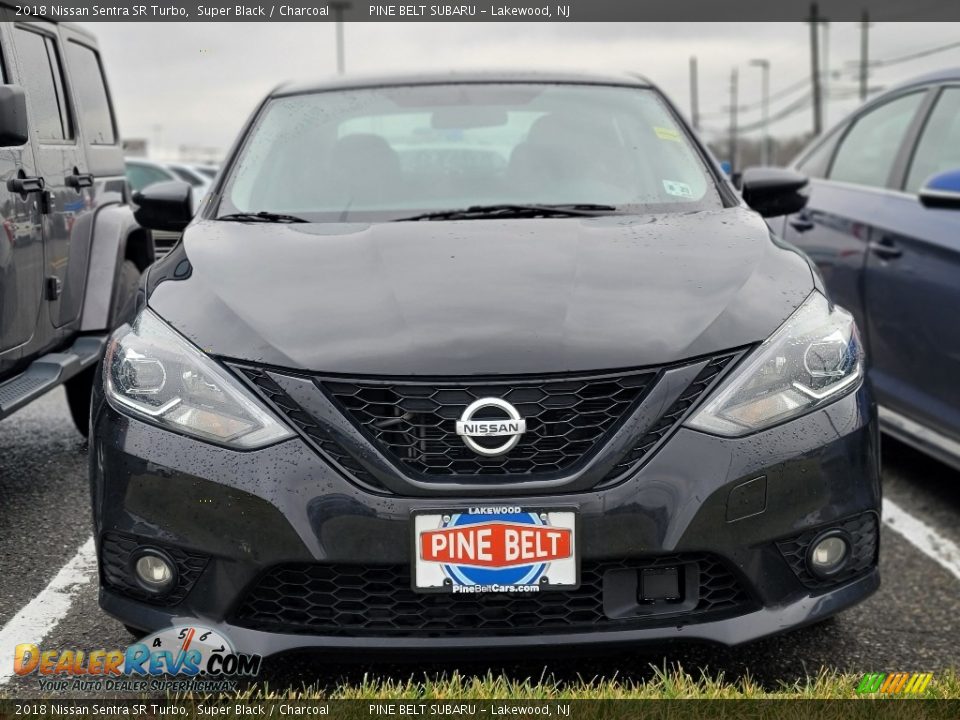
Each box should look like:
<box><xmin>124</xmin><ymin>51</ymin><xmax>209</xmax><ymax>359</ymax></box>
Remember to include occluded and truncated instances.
<box><xmin>918</xmin><ymin>169</ymin><xmax>960</xmax><ymax>210</ymax></box>
<box><xmin>0</xmin><ymin>85</ymin><xmax>29</xmax><ymax>146</ymax></box>
<box><xmin>132</xmin><ymin>180</ymin><xmax>194</xmax><ymax>232</ymax></box>
<box><xmin>740</xmin><ymin>166</ymin><xmax>809</xmax><ymax>218</ymax></box>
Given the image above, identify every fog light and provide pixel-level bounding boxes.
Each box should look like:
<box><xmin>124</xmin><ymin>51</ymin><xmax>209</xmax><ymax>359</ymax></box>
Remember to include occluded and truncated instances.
<box><xmin>807</xmin><ymin>532</ymin><xmax>850</xmax><ymax>577</ymax></box>
<box><xmin>134</xmin><ymin>551</ymin><xmax>176</xmax><ymax>593</ymax></box>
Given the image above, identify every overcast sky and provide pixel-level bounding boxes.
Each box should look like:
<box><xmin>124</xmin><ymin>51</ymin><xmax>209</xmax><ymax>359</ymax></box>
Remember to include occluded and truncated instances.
<box><xmin>77</xmin><ymin>21</ymin><xmax>960</xmax><ymax>160</ymax></box>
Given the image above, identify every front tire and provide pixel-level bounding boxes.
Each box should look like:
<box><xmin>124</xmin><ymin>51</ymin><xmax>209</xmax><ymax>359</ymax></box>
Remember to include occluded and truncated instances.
<box><xmin>66</xmin><ymin>260</ymin><xmax>142</xmax><ymax>437</ymax></box>
<box><xmin>65</xmin><ymin>365</ymin><xmax>96</xmax><ymax>438</ymax></box>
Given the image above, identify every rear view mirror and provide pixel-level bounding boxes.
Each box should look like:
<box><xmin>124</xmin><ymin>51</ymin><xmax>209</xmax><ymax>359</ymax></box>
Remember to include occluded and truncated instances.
<box><xmin>132</xmin><ymin>180</ymin><xmax>194</xmax><ymax>233</ymax></box>
<box><xmin>740</xmin><ymin>167</ymin><xmax>809</xmax><ymax>218</ymax></box>
<box><xmin>918</xmin><ymin>169</ymin><xmax>960</xmax><ymax>210</ymax></box>
<box><xmin>431</xmin><ymin>107</ymin><xmax>507</xmax><ymax>129</ymax></box>
<box><xmin>0</xmin><ymin>85</ymin><xmax>29</xmax><ymax>146</ymax></box>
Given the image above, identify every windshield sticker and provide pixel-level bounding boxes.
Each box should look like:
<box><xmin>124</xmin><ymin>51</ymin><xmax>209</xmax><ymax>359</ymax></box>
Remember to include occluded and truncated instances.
<box><xmin>654</xmin><ymin>126</ymin><xmax>681</xmax><ymax>142</ymax></box>
<box><xmin>663</xmin><ymin>180</ymin><xmax>694</xmax><ymax>198</ymax></box>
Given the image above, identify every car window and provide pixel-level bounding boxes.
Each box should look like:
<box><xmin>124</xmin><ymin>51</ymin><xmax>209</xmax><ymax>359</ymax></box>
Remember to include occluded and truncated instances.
<box><xmin>222</xmin><ymin>83</ymin><xmax>723</xmax><ymax>222</ymax></box>
<box><xmin>170</xmin><ymin>166</ymin><xmax>204</xmax><ymax>186</ymax></box>
<box><xmin>905</xmin><ymin>88</ymin><xmax>960</xmax><ymax>194</ymax></box>
<box><xmin>15</xmin><ymin>28</ymin><xmax>73</xmax><ymax>141</ymax></box>
<box><xmin>126</xmin><ymin>163</ymin><xmax>173</xmax><ymax>191</ymax></box>
<box><xmin>795</xmin><ymin>127</ymin><xmax>841</xmax><ymax>179</ymax></box>
<box><xmin>65</xmin><ymin>42</ymin><xmax>116</xmax><ymax>145</ymax></box>
<box><xmin>828</xmin><ymin>92</ymin><xmax>925</xmax><ymax>189</ymax></box>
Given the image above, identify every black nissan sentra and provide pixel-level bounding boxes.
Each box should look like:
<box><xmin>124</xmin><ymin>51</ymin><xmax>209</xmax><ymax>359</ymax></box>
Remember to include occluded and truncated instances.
<box><xmin>91</xmin><ymin>72</ymin><xmax>880</xmax><ymax>653</ymax></box>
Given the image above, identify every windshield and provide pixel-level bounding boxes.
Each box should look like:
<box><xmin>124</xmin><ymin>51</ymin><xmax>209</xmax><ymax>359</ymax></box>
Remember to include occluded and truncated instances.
<box><xmin>219</xmin><ymin>83</ymin><xmax>723</xmax><ymax>222</ymax></box>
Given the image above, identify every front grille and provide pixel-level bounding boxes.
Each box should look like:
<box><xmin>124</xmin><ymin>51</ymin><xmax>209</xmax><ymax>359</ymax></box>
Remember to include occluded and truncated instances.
<box><xmin>321</xmin><ymin>370</ymin><xmax>657</xmax><ymax>477</ymax></box>
<box><xmin>100</xmin><ymin>532</ymin><xmax>209</xmax><ymax>606</ymax></box>
<box><xmin>600</xmin><ymin>352</ymin><xmax>738</xmax><ymax>483</ymax></box>
<box><xmin>240</xmin><ymin>367</ymin><xmax>387</xmax><ymax>491</ymax></box>
<box><xmin>776</xmin><ymin>512</ymin><xmax>879</xmax><ymax>591</ymax></box>
<box><xmin>231</xmin><ymin>554</ymin><xmax>755</xmax><ymax>637</ymax></box>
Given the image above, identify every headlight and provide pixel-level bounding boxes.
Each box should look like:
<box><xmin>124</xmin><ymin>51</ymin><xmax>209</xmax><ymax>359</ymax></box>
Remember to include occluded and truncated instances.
<box><xmin>686</xmin><ymin>291</ymin><xmax>863</xmax><ymax>436</ymax></box>
<box><xmin>104</xmin><ymin>309</ymin><xmax>293</xmax><ymax>448</ymax></box>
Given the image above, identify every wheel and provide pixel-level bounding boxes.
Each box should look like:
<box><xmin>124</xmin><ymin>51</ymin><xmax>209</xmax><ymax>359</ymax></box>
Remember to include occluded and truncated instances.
<box><xmin>109</xmin><ymin>259</ymin><xmax>141</xmax><ymax>327</ymax></box>
<box><xmin>65</xmin><ymin>261</ymin><xmax>141</xmax><ymax>438</ymax></box>
<box><xmin>65</xmin><ymin>365</ymin><xmax>95</xmax><ymax>438</ymax></box>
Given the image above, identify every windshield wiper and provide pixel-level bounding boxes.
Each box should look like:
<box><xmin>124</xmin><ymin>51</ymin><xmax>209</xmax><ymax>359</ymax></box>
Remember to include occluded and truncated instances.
<box><xmin>395</xmin><ymin>203</ymin><xmax>617</xmax><ymax>222</ymax></box>
<box><xmin>217</xmin><ymin>211</ymin><xmax>309</xmax><ymax>223</ymax></box>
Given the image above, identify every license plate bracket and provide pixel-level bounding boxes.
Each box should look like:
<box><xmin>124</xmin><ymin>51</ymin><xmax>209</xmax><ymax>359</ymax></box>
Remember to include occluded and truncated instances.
<box><xmin>411</xmin><ymin>507</ymin><xmax>579</xmax><ymax>594</ymax></box>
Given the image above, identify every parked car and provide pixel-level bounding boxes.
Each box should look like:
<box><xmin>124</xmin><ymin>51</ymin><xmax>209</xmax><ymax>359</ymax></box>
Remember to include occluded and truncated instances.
<box><xmin>775</xmin><ymin>69</ymin><xmax>960</xmax><ymax>470</ymax></box>
<box><xmin>189</xmin><ymin>164</ymin><xmax>219</xmax><ymax>180</ymax></box>
<box><xmin>126</xmin><ymin>158</ymin><xmax>209</xmax><ymax>208</ymax></box>
<box><xmin>92</xmin><ymin>71</ymin><xmax>879</xmax><ymax>653</ymax></box>
<box><xmin>125</xmin><ymin>158</ymin><xmax>176</xmax><ymax>192</ymax></box>
<box><xmin>124</xmin><ymin>159</ymin><xmax>197</xmax><ymax>260</ymax></box>
<box><xmin>165</xmin><ymin>161</ymin><xmax>212</xmax><ymax>188</ymax></box>
<box><xmin>0</xmin><ymin>19</ymin><xmax>151</xmax><ymax>435</ymax></box>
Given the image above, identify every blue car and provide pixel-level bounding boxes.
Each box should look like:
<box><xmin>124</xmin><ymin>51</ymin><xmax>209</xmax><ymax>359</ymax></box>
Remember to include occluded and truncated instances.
<box><xmin>771</xmin><ymin>69</ymin><xmax>960</xmax><ymax>470</ymax></box>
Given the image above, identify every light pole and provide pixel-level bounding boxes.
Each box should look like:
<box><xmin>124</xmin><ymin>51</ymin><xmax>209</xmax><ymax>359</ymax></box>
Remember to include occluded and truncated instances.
<box><xmin>689</xmin><ymin>56</ymin><xmax>699</xmax><ymax>131</ymax></box>
<box><xmin>330</xmin><ymin>1</ymin><xmax>351</xmax><ymax>74</ymax></box>
<box><xmin>749</xmin><ymin>59</ymin><xmax>770</xmax><ymax>166</ymax></box>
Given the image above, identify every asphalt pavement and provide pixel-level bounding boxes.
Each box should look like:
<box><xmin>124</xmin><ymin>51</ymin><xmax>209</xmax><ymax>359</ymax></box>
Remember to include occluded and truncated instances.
<box><xmin>1</xmin><ymin>388</ymin><xmax>958</xmax><ymax>696</ymax></box>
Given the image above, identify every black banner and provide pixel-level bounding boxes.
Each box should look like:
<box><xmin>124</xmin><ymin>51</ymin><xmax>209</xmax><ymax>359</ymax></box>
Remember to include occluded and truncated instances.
<box><xmin>6</xmin><ymin>0</ymin><xmax>960</xmax><ymax>22</ymax></box>
<box><xmin>2</xmin><ymin>699</ymin><xmax>960</xmax><ymax>720</ymax></box>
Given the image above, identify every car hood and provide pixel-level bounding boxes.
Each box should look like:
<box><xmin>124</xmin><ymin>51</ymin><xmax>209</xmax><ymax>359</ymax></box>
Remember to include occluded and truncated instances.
<box><xmin>147</xmin><ymin>208</ymin><xmax>814</xmax><ymax>375</ymax></box>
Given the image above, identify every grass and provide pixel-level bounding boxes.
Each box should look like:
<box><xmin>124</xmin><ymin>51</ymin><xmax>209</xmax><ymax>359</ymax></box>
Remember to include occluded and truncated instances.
<box><xmin>232</xmin><ymin>666</ymin><xmax>960</xmax><ymax>700</ymax></box>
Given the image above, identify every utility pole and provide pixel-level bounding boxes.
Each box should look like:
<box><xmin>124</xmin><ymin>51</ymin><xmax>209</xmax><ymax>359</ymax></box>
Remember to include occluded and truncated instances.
<box><xmin>808</xmin><ymin>2</ymin><xmax>823</xmax><ymax>136</ymax></box>
<box><xmin>689</xmin><ymin>56</ymin><xmax>700</xmax><ymax>131</ymax></box>
<box><xmin>750</xmin><ymin>59</ymin><xmax>771</xmax><ymax>166</ymax></box>
<box><xmin>822</xmin><ymin>21</ymin><xmax>830</xmax><ymax>127</ymax></box>
<box><xmin>859</xmin><ymin>11</ymin><xmax>871</xmax><ymax>101</ymax></box>
<box><xmin>330</xmin><ymin>1</ymin><xmax>351</xmax><ymax>74</ymax></box>
<box><xmin>728</xmin><ymin>67</ymin><xmax>739</xmax><ymax>173</ymax></box>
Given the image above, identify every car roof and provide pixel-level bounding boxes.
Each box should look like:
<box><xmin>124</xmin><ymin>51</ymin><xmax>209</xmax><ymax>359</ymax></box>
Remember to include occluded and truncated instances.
<box><xmin>273</xmin><ymin>69</ymin><xmax>654</xmax><ymax>97</ymax></box>
<box><xmin>0</xmin><ymin>4</ymin><xmax>99</xmax><ymax>43</ymax></box>
<box><xmin>886</xmin><ymin>67</ymin><xmax>960</xmax><ymax>92</ymax></box>
<box><xmin>125</xmin><ymin>159</ymin><xmax>170</xmax><ymax>170</ymax></box>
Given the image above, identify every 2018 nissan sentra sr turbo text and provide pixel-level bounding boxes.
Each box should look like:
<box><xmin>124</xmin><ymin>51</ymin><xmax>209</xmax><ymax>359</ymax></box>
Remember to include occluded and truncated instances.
<box><xmin>91</xmin><ymin>72</ymin><xmax>880</xmax><ymax>654</ymax></box>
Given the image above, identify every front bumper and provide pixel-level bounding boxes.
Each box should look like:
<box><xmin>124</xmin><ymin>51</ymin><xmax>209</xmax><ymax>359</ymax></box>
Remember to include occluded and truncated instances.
<box><xmin>90</xmin><ymin>382</ymin><xmax>881</xmax><ymax>654</ymax></box>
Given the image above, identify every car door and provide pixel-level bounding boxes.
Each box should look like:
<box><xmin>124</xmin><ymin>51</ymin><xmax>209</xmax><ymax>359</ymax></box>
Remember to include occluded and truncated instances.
<box><xmin>0</xmin><ymin>26</ymin><xmax>44</xmax><ymax>374</ymax></box>
<box><xmin>860</xmin><ymin>85</ymin><xmax>960</xmax><ymax>442</ymax></box>
<box><xmin>782</xmin><ymin>89</ymin><xmax>932</xmax><ymax>337</ymax></box>
<box><xmin>58</xmin><ymin>27</ymin><xmax>126</xmax><ymax>323</ymax></box>
<box><xmin>10</xmin><ymin>23</ymin><xmax>94</xmax><ymax>331</ymax></box>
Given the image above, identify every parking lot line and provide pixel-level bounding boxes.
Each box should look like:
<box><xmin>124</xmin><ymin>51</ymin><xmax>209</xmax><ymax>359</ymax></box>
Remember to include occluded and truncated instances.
<box><xmin>0</xmin><ymin>536</ymin><xmax>97</xmax><ymax>686</ymax></box>
<box><xmin>883</xmin><ymin>498</ymin><xmax>960</xmax><ymax>582</ymax></box>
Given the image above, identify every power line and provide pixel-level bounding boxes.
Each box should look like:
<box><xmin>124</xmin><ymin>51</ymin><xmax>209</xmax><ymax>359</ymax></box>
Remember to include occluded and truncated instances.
<box><xmin>867</xmin><ymin>39</ymin><xmax>960</xmax><ymax>68</ymax></box>
<box><xmin>702</xmin><ymin>85</ymin><xmax>870</xmax><ymax>136</ymax></box>
<box><xmin>737</xmin><ymin>93</ymin><xmax>811</xmax><ymax>133</ymax></box>
<box><xmin>843</xmin><ymin>39</ymin><xmax>960</xmax><ymax>73</ymax></box>
<box><xmin>698</xmin><ymin>33</ymin><xmax>960</xmax><ymax>139</ymax></box>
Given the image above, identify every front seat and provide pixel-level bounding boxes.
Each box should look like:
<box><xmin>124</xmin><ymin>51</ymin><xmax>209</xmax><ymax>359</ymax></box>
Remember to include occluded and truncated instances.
<box><xmin>326</xmin><ymin>133</ymin><xmax>402</xmax><ymax>209</ymax></box>
<box><xmin>507</xmin><ymin>114</ymin><xmax>626</xmax><ymax>202</ymax></box>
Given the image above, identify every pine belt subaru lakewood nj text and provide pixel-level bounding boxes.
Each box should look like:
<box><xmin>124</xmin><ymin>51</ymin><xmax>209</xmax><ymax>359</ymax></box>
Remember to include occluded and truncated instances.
<box><xmin>91</xmin><ymin>71</ymin><xmax>880</xmax><ymax>654</ymax></box>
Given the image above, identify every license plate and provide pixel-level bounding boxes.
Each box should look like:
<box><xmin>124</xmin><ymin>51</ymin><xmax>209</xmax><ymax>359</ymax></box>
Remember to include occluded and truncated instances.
<box><xmin>412</xmin><ymin>507</ymin><xmax>579</xmax><ymax>593</ymax></box>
